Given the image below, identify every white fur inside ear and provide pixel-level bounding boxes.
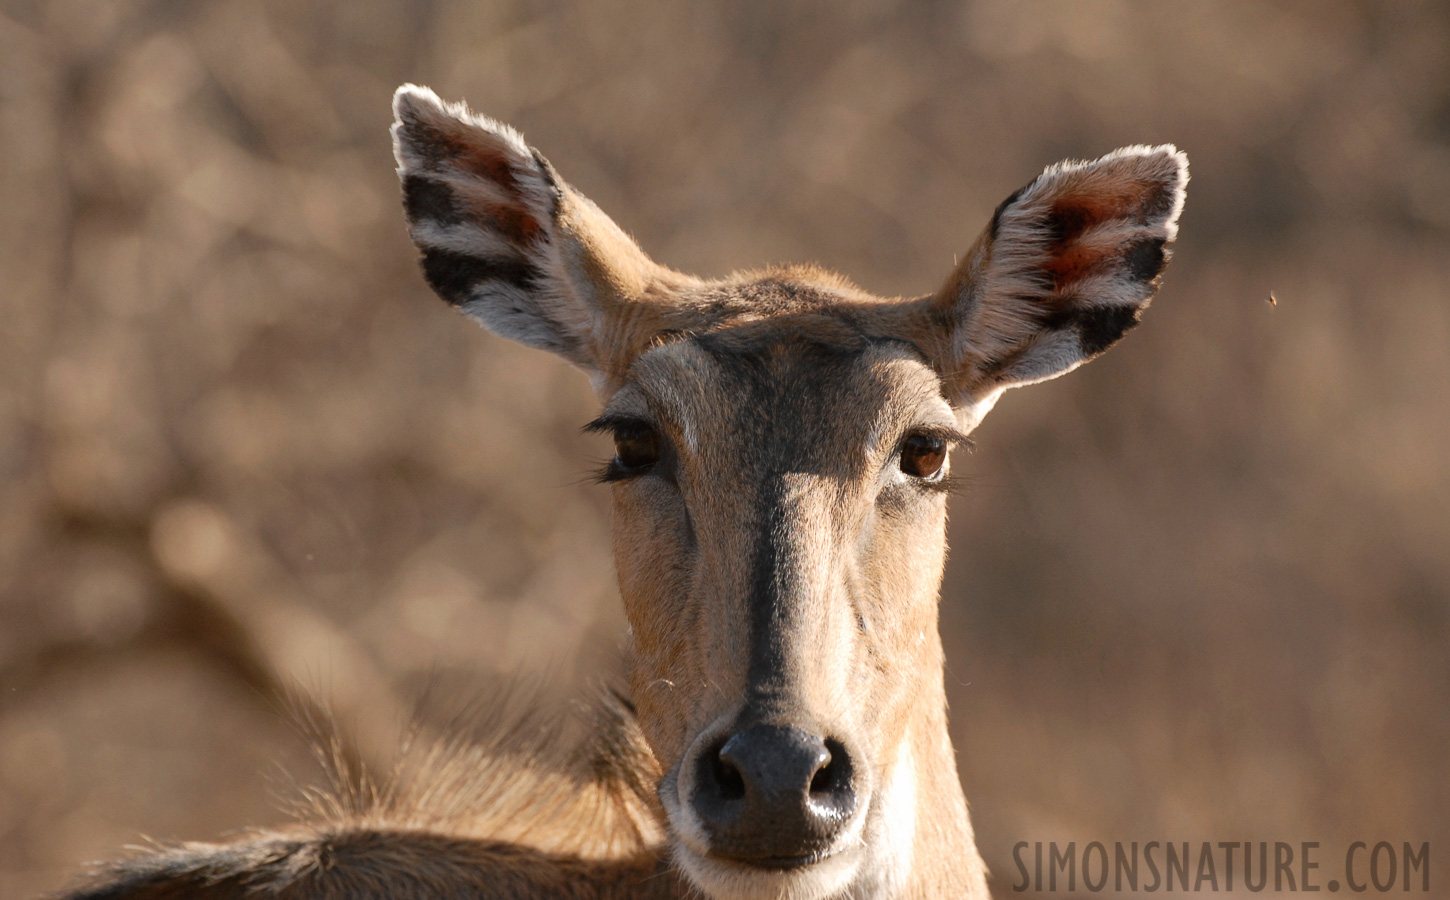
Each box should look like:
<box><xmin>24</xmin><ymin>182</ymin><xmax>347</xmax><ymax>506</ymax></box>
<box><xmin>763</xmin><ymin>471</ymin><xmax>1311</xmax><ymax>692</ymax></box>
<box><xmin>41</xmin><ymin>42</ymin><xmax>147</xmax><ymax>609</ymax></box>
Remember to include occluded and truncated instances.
<box><xmin>391</xmin><ymin>83</ymin><xmax>533</xmax><ymax>175</ymax></box>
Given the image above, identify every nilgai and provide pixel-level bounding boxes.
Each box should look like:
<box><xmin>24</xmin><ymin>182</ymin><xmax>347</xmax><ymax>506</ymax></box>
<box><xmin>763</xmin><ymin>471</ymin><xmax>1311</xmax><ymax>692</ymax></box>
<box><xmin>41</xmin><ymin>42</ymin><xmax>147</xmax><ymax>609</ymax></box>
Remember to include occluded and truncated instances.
<box><xmin>61</xmin><ymin>85</ymin><xmax>1187</xmax><ymax>900</ymax></box>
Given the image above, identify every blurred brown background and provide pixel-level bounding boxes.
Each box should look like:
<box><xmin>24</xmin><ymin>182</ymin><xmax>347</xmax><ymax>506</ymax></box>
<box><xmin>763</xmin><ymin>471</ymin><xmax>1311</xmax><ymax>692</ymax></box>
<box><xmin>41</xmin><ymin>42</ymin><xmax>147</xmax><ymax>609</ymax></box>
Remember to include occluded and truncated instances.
<box><xmin>2</xmin><ymin>1</ymin><xmax>1447</xmax><ymax>896</ymax></box>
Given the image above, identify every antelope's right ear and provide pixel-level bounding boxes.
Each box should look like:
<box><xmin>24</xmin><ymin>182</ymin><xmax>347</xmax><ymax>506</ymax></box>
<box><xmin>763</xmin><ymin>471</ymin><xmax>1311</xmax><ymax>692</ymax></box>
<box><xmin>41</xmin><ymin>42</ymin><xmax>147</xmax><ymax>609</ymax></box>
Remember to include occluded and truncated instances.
<box><xmin>391</xmin><ymin>85</ymin><xmax>666</xmax><ymax>381</ymax></box>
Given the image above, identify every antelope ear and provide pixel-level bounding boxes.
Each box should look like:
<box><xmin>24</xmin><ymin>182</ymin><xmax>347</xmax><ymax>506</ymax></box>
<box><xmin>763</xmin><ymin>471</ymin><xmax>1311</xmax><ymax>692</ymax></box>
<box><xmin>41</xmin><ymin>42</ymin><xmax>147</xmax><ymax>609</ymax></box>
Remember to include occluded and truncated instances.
<box><xmin>927</xmin><ymin>146</ymin><xmax>1188</xmax><ymax>432</ymax></box>
<box><xmin>391</xmin><ymin>85</ymin><xmax>665</xmax><ymax>380</ymax></box>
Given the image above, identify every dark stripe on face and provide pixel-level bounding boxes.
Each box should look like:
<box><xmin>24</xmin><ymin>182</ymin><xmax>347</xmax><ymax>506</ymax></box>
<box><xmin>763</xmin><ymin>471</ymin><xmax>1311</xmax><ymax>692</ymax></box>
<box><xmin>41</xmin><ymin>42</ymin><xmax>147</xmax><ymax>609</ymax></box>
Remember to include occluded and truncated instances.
<box><xmin>744</xmin><ymin>474</ymin><xmax>794</xmax><ymax>709</ymax></box>
<box><xmin>691</xmin><ymin>329</ymin><xmax>867</xmax><ymax>718</ymax></box>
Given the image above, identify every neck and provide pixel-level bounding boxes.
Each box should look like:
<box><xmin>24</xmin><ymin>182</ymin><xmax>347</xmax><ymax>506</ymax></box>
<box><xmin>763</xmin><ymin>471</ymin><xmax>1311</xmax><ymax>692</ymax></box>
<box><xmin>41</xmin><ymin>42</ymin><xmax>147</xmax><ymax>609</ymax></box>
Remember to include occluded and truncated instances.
<box><xmin>888</xmin><ymin>672</ymin><xmax>991</xmax><ymax>899</ymax></box>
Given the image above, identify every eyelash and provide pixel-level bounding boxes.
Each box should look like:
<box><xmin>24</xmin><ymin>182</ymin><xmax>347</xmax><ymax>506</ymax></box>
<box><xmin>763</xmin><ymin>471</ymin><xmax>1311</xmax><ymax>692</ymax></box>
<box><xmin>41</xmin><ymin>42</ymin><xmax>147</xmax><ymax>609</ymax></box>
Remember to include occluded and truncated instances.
<box><xmin>915</xmin><ymin>473</ymin><xmax>967</xmax><ymax>495</ymax></box>
<box><xmin>584</xmin><ymin>415</ymin><xmax>659</xmax><ymax>484</ymax></box>
<box><xmin>593</xmin><ymin>463</ymin><xmax>630</xmax><ymax>484</ymax></box>
<box><xmin>899</xmin><ymin>425</ymin><xmax>973</xmax><ymax>452</ymax></box>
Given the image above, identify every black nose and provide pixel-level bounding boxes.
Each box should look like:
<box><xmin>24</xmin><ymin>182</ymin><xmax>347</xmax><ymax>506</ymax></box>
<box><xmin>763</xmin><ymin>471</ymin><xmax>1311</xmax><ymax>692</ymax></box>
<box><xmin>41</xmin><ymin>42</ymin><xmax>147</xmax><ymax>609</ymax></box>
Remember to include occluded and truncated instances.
<box><xmin>689</xmin><ymin>724</ymin><xmax>857</xmax><ymax>865</ymax></box>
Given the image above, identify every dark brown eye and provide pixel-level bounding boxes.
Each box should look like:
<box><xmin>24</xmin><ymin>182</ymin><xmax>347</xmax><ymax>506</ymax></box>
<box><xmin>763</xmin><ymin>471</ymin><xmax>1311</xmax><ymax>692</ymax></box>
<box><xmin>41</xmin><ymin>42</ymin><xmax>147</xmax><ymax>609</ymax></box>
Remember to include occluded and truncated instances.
<box><xmin>900</xmin><ymin>433</ymin><xmax>947</xmax><ymax>479</ymax></box>
<box><xmin>613</xmin><ymin>422</ymin><xmax>660</xmax><ymax>472</ymax></box>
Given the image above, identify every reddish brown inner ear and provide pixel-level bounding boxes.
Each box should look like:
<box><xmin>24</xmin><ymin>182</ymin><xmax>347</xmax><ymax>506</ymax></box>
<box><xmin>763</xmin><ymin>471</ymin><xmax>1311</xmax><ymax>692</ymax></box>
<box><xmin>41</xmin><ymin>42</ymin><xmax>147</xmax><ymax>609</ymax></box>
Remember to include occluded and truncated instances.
<box><xmin>456</xmin><ymin>144</ymin><xmax>521</xmax><ymax>188</ymax></box>
<box><xmin>1049</xmin><ymin>176</ymin><xmax>1173</xmax><ymax>231</ymax></box>
<box><xmin>425</xmin><ymin>121</ymin><xmax>522</xmax><ymax>188</ymax></box>
<box><xmin>1046</xmin><ymin>199</ymin><xmax>1127</xmax><ymax>289</ymax></box>
<box><xmin>481</xmin><ymin>201</ymin><xmax>544</xmax><ymax>246</ymax></box>
<box><xmin>409</xmin><ymin>117</ymin><xmax>547</xmax><ymax>247</ymax></box>
<box><xmin>1040</xmin><ymin>184</ymin><xmax>1169</xmax><ymax>293</ymax></box>
<box><xmin>1043</xmin><ymin>242</ymin><xmax>1104</xmax><ymax>294</ymax></box>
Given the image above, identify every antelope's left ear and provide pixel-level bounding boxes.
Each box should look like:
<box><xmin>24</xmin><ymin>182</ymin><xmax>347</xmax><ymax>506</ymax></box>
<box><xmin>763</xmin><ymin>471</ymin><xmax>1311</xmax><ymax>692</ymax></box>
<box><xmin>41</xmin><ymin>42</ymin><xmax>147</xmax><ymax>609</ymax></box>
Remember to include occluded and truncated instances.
<box><xmin>926</xmin><ymin>146</ymin><xmax>1188</xmax><ymax>432</ymax></box>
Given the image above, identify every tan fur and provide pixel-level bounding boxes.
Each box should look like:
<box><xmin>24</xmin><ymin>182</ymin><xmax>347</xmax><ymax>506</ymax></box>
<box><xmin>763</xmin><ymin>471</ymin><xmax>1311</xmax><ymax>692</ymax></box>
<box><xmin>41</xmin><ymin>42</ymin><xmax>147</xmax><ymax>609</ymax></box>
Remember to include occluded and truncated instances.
<box><xmin>60</xmin><ymin>88</ymin><xmax>1186</xmax><ymax>900</ymax></box>
<box><xmin>64</xmin><ymin>696</ymin><xmax>683</xmax><ymax>900</ymax></box>
<box><xmin>281</xmin><ymin>693</ymin><xmax>664</xmax><ymax>860</ymax></box>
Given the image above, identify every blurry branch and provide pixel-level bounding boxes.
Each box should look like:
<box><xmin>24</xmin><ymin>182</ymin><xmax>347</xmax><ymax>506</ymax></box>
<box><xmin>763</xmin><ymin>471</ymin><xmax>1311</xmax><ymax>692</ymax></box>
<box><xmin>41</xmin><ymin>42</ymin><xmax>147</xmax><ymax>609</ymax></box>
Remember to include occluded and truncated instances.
<box><xmin>148</xmin><ymin>498</ymin><xmax>407</xmax><ymax>772</ymax></box>
<box><xmin>0</xmin><ymin>499</ymin><xmax>405</xmax><ymax>778</ymax></box>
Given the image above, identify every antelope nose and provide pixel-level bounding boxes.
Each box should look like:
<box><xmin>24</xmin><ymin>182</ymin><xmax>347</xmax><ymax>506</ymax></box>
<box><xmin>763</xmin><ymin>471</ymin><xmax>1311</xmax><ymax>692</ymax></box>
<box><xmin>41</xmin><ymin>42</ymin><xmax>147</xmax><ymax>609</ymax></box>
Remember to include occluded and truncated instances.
<box><xmin>690</xmin><ymin>724</ymin><xmax>857</xmax><ymax>865</ymax></box>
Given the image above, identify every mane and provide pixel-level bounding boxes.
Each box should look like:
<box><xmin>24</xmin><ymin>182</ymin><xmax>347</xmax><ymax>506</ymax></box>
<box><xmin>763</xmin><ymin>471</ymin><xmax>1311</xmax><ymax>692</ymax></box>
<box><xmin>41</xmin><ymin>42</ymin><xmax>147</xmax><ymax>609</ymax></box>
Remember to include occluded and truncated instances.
<box><xmin>285</xmin><ymin>686</ymin><xmax>667</xmax><ymax>861</ymax></box>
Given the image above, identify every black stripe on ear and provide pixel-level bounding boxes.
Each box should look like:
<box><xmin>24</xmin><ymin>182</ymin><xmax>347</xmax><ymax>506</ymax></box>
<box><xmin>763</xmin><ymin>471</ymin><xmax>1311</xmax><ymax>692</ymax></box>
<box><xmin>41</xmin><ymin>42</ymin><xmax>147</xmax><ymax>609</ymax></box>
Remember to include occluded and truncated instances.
<box><xmin>1075</xmin><ymin>304</ymin><xmax>1142</xmax><ymax>355</ymax></box>
<box><xmin>1035</xmin><ymin>303</ymin><xmax>1143</xmax><ymax>358</ymax></box>
<box><xmin>988</xmin><ymin>183</ymin><xmax>1030</xmax><ymax>241</ymax></box>
<box><xmin>420</xmin><ymin>248</ymin><xmax>541</xmax><ymax>307</ymax></box>
<box><xmin>1123</xmin><ymin>237</ymin><xmax>1167</xmax><ymax>283</ymax></box>
<box><xmin>402</xmin><ymin>175</ymin><xmax>462</xmax><ymax>226</ymax></box>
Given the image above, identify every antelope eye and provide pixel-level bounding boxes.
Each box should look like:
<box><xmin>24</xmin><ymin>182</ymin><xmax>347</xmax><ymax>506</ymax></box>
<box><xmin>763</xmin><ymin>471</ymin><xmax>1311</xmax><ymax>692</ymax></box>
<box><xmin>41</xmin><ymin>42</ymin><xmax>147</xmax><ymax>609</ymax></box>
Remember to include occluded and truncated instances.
<box><xmin>900</xmin><ymin>433</ymin><xmax>947</xmax><ymax>479</ymax></box>
<box><xmin>613</xmin><ymin>422</ymin><xmax>661</xmax><ymax>472</ymax></box>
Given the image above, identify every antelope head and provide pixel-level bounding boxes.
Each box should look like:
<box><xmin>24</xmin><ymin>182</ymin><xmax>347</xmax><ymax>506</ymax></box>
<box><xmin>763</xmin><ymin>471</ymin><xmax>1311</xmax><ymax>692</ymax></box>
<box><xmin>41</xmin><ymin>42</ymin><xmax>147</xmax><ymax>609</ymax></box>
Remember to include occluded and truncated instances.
<box><xmin>392</xmin><ymin>85</ymin><xmax>1186</xmax><ymax>900</ymax></box>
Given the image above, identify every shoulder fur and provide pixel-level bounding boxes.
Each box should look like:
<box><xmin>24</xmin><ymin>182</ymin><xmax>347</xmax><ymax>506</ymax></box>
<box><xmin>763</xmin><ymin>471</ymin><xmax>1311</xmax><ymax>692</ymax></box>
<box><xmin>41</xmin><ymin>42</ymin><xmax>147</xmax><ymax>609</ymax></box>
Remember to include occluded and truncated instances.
<box><xmin>58</xmin><ymin>691</ymin><xmax>674</xmax><ymax>899</ymax></box>
<box><xmin>291</xmin><ymin>687</ymin><xmax>666</xmax><ymax>860</ymax></box>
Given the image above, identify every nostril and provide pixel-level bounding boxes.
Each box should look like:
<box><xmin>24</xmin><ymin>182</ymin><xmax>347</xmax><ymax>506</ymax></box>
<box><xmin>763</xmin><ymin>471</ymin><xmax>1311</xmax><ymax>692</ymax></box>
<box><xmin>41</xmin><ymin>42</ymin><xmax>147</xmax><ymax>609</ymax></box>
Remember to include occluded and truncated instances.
<box><xmin>809</xmin><ymin>756</ymin><xmax>835</xmax><ymax>795</ymax></box>
<box><xmin>809</xmin><ymin>738</ymin><xmax>853</xmax><ymax>808</ymax></box>
<box><xmin>710</xmin><ymin>744</ymin><xmax>746</xmax><ymax>801</ymax></box>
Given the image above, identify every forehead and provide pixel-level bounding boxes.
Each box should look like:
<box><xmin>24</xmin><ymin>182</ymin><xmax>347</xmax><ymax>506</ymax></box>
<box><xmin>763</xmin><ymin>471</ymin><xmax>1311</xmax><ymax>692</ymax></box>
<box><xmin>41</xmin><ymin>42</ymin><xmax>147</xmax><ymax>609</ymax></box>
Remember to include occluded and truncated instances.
<box><xmin>608</xmin><ymin>312</ymin><xmax>951</xmax><ymax>457</ymax></box>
